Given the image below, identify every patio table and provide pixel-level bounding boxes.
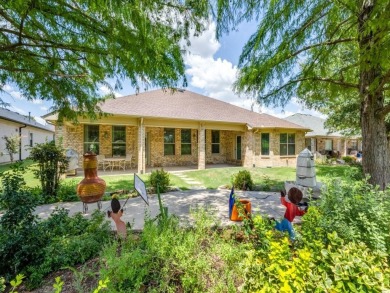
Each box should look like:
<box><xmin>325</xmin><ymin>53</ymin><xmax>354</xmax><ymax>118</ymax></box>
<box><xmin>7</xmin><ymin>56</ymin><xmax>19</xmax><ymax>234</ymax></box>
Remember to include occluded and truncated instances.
<box><xmin>103</xmin><ymin>158</ymin><xmax>126</xmax><ymax>171</ymax></box>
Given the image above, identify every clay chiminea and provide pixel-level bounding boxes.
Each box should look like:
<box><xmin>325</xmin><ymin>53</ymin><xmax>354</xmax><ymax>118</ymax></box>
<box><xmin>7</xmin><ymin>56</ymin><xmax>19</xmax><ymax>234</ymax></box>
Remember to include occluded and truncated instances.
<box><xmin>77</xmin><ymin>152</ymin><xmax>106</xmax><ymax>208</ymax></box>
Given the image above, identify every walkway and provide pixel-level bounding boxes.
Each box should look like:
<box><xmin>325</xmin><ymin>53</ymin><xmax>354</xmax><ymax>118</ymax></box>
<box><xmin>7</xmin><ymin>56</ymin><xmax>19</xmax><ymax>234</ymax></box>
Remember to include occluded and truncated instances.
<box><xmin>33</xmin><ymin>189</ymin><xmax>289</xmax><ymax>230</ymax></box>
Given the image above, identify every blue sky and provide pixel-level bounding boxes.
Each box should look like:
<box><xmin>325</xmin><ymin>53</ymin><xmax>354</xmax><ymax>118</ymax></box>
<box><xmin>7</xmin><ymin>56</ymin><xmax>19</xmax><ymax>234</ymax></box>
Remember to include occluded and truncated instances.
<box><xmin>0</xmin><ymin>21</ymin><xmax>323</xmax><ymax>126</ymax></box>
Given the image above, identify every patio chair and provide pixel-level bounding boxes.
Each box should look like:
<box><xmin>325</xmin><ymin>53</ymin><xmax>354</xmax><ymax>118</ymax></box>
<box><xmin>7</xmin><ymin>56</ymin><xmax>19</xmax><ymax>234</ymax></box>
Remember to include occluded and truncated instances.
<box><xmin>96</xmin><ymin>154</ymin><xmax>106</xmax><ymax>170</ymax></box>
<box><xmin>125</xmin><ymin>154</ymin><xmax>132</xmax><ymax>169</ymax></box>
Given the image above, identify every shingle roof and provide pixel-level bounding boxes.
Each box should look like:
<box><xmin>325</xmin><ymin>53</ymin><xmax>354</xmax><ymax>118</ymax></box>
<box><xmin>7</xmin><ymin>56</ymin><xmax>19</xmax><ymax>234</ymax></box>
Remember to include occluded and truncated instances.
<box><xmin>0</xmin><ymin>107</ymin><xmax>54</xmax><ymax>132</ymax></box>
<box><xmin>284</xmin><ymin>113</ymin><xmax>343</xmax><ymax>137</ymax></box>
<box><xmin>100</xmin><ymin>89</ymin><xmax>308</xmax><ymax>130</ymax></box>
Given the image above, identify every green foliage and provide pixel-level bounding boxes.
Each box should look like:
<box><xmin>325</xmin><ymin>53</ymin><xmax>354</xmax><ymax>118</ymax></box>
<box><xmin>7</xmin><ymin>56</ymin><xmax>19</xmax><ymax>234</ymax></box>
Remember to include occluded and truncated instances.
<box><xmin>99</xmin><ymin>209</ymin><xmax>246</xmax><ymax>292</ymax></box>
<box><xmin>55</xmin><ymin>179</ymin><xmax>79</xmax><ymax>203</ymax></box>
<box><xmin>1</xmin><ymin>135</ymin><xmax>20</xmax><ymax>162</ymax></box>
<box><xmin>0</xmin><ymin>165</ymin><xmax>110</xmax><ymax>288</ymax></box>
<box><xmin>28</xmin><ymin>141</ymin><xmax>68</xmax><ymax>199</ymax></box>
<box><xmin>26</xmin><ymin>209</ymin><xmax>111</xmax><ymax>289</ymax></box>
<box><xmin>0</xmin><ymin>277</ymin><xmax>5</xmax><ymax>293</ymax></box>
<box><xmin>149</xmin><ymin>169</ymin><xmax>170</xmax><ymax>193</ymax></box>
<box><xmin>0</xmin><ymin>1</ymin><xmax>210</xmax><ymax>122</ymax></box>
<box><xmin>0</xmin><ymin>164</ymin><xmax>45</xmax><ymax>280</ymax></box>
<box><xmin>232</xmin><ymin>170</ymin><xmax>253</xmax><ymax>190</ymax></box>
<box><xmin>52</xmin><ymin>277</ymin><xmax>64</xmax><ymax>293</ymax></box>
<box><xmin>342</xmin><ymin>156</ymin><xmax>354</xmax><ymax>164</ymax></box>
<box><xmin>242</xmin><ymin>231</ymin><xmax>390</xmax><ymax>292</ymax></box>
<box><xmin>302</xmin><ymin>177</ymin><xmax>390</xmax><ymax>254</ymax></box>
<box><xmin>214</xmin><ymin>0</ymin><xmax>390</xmax><ymax>188</ymax></box>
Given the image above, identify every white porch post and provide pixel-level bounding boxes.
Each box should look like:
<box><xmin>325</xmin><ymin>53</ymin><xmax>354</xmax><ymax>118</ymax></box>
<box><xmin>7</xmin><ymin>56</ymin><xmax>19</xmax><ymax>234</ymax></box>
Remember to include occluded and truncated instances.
<box><xmin>137</xmin><ymin>118</ymin><xmax>145</xmax><ymax>174</ymax></box>
<box><xmin>198</xmin><ymin>124</ymin><xmax>205</xmax><ymax>170</ymax></box>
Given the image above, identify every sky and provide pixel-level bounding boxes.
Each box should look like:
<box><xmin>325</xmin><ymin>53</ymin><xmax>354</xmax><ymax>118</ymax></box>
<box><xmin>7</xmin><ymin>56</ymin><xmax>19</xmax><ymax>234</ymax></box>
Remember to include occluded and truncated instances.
<box><xmin>0</xmin><ymin>21</ymin><xmax>324</xmax><ymax>126</ymax></box>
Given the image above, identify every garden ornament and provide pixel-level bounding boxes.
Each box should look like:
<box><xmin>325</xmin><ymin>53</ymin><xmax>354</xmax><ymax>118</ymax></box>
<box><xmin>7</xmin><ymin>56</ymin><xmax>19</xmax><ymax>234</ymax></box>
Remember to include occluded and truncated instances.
<box><xmin>107</xmin><ymin>197</ymin><xmax>127</xmax><ymax>239</ymax></box>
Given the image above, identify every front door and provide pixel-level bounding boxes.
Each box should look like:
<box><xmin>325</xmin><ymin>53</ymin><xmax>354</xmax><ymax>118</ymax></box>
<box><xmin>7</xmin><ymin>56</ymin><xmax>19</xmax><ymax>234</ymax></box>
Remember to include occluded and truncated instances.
<box><xmin>236</xmin><ymin>136</ymin><xmax>242</xmax><ymax>160</ymax></box>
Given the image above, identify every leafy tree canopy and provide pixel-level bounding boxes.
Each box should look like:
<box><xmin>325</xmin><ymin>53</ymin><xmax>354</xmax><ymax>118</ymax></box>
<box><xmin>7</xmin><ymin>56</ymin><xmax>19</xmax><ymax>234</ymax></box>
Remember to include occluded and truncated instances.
<box><xmin>214</xmin><ymin>0</ymin><xmax>390</xmax><ymax>188</ymax></box>
<box><xmin>0</xmin><ymin>0</ymin><xmax>210</xmax><ymax>122</ymax></box>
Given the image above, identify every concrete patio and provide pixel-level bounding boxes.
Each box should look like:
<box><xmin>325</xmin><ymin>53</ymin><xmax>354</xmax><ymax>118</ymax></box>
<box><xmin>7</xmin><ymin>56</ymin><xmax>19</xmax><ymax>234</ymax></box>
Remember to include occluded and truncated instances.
<box><xmin>34</xmin><ymin>188</ymin><xmax>290</xmax><ymax>231</ymax></box>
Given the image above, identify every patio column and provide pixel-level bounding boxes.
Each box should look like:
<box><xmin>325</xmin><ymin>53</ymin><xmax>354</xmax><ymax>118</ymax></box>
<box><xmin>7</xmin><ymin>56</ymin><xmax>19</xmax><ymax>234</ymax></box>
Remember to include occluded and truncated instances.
<box><xmin>137</xmin><ymin>118</ymin><xmax>145</xmax><ymax>174</ymax></box>
<box><xmin>198</xmin><ymin>124</ymin><xmax>206</xmax><ymax>170</ymax></box>
<box><xmin>243</xmin><ymin>130</ymin><xmax>254</xmax><ymax>167</ymax></box>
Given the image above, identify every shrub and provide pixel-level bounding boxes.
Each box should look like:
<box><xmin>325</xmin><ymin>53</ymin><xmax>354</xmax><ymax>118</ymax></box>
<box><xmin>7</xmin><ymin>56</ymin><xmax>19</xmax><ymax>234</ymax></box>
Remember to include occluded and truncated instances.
<box><xmin>232</xmin><ymin>170</ymin><xmax>253</xmax><ymax>190</ymax></box>
<box><xmin>56</xmin><ymin>179</ymin><xmax>79</xmax><ymax>202</ymax></box>
<box><xmin>99</xmin><ymin>209</ymin><xmax>246</xmax><ymax>292</ymax></box>
<box><xmin>28</xmin><ymin>141</ymin><xmax>69</xmax><ymax>199</ymax></box>
<box><xmin>342</xmin><ymin>155</ymin><xmax>353</xmax><ymax>163</ymax></box>
<box><xmin>149</xmin><ymin>169</ymin><xmax>170</xmax><ymax>193</ymax></box>
<box><xmin>1</xmin><ymin>135</ymin><xmax>20</xmax><ymax>162</ymax></box>
<box><xmin>302</xmin><ymin>177</ymin><xmax>390</xmax><ymax>254</ymax></box>
<box><xmin>0</xmin><ymin>164</ymin><xmax>46</xmax><ymax>281</ymax></box>
<box><xmin>242</xmin><ymin>232</ymin><xmax>390</xmax><ymax>292</ymax></box>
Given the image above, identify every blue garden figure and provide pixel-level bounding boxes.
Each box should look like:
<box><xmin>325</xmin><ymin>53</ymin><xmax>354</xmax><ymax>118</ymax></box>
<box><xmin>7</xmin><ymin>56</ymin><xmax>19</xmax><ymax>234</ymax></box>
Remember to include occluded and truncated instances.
<box><xmin>274</xmin><ymin>187</ymin><xmax>308</xmax><ymax>240</ymax></box>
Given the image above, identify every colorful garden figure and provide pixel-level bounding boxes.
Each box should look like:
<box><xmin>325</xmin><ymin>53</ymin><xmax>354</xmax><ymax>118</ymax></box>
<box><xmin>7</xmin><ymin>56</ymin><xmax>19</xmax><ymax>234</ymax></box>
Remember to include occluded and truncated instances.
<box><xmin>107</xmin><ymin>197</ymin><xmax>127</xmax><ymax>239</ymax></box>
<box><xmin>274</xmin><ymin>187</ymin><xmax>308</xmax><ymax>240</ymax></box>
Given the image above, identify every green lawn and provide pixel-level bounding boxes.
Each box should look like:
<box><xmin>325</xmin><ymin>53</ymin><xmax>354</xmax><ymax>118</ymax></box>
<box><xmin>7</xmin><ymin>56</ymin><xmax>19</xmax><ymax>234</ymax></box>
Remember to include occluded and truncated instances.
<box><xmin>0</xmin><ymin>160</ymin><xmax>40</xmax><ymax>187</ymax></box>
<box><xmin>182</xmin><ymin>165</ymin><xmax>358</xmax><ymax>189</ymax></box>
<box><xmin>0</xmin><ymin>161</ymin><xmax>357</xmax><ymax>192</ymax></box>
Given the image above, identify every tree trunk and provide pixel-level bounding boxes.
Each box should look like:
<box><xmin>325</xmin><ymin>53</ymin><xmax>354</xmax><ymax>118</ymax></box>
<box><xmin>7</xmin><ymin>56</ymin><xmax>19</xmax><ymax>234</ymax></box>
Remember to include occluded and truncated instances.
<box><xmin>359</xmin><ymin>0</ymin><xmax>390</xmax><ymax>189</ymax></box>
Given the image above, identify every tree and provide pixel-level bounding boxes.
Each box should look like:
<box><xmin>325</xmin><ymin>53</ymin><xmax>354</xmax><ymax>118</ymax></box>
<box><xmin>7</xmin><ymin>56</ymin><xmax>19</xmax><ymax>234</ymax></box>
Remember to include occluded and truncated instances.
<box><xmin>1</xmin><ymin>135</ymin><xmax>20</xmax><ymax>162</ymax></box>
<box><xmin>214</xmin><ymin>0</ymin><xmax>390</xmax><ymax>188</ymax></box>
<box><xmin>28</xmin><ymin>141</ymin><xmax>68</xmax><ymax>198</ymax></box>
<box><xmin>0</xmin><ymin>0</ymin><xmax>210</xmax><ymax>122</ymax></box>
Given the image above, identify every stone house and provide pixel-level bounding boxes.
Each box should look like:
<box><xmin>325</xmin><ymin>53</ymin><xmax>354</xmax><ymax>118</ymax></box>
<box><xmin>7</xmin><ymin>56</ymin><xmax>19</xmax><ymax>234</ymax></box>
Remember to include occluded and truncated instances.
<box><xmin>0</xmin><ymin>108</ymin><xmax>54</xmax><ymax>163</ymax></box>
<box><xmin>284</xmin><ymin>113</ymin><xmax>362</xmax><ymax>157</ymax></box>
<box><xmin>44</xmin><ymin>90</ymin><xmax>309</xmax><ymax>174</ymax></box>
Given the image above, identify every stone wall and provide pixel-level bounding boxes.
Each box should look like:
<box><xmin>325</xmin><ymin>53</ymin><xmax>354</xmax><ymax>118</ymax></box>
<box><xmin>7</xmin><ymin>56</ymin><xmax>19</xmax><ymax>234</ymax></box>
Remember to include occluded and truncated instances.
<box><xmin>56</xmin><ymin>123</ymin><xmax>308</xmax><ymax>169</ymax></box>
<box><xmin>251</xmin><ymin>130</ymin><xmax>306</xmax><ymax>167</ymax></box>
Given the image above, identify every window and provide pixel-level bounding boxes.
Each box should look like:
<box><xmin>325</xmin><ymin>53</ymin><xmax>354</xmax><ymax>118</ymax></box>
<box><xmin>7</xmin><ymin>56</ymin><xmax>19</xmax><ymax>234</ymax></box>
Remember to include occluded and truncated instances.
<box><xmin>84</xmin><ymin>125</ymin><xmax>99</xmax><ymax>154</ymax></box>
<box><xmin>181</xmin><ymin>129</ymin><xmax>191</xmax><ymax>155</ymax></box>
<box><xmin>29</xmin><ymin>133</ymin><xmax>33</xmax><ymax>147</ymax></box>
<box><xmin>280</xmin><ymin>133</ymin><xmax>295</xmax><ymax>156</ymax></box>
<box><xmin>261</xmin><ymin>133</ymin><xmax>270</xmax><ymax>155</ymax></box>
<box><xmin>164</xmin><ymin>128</ymin><xmax>175</xmax><ymax>155</ymax></box>
<box><xmin>112</xmin><ymin>126</ymin><xmax>126</xmax><ymax>156</ymax></box>
<box><xmin>211</xmin><ymin>130</ymin><xmax>220</xmax><ymax>154</ymax></box>
<box><xmin>325</xmin><ymin>139</ymin><xmax>333</xmax><ymax>151</ymax></box>
<box><xmin>350</xmin><ymin>140</ymin><xmax>357</xmax><ymax>150</ymax></box>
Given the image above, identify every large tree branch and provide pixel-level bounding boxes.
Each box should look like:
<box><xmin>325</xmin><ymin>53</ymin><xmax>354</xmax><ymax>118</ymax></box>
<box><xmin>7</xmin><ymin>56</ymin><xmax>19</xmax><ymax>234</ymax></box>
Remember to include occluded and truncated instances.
<box><xmin>287</xmin><ymin>38</ymin><xmax>356</xmax><ymax>59</ymax></box>
<box><xmin>375</xmin><ymin>69</ymin><xmax>390</xmax><ymax>96</ymax></box>
<box><xmin>378</xmin><ymin>104</ymin><xmax>390</xmax><ymax>117</ymax></box>
<box><xmin>262</xmin><ymin>76</ymin><xmax>359</xmax><ymax>99</ymax></box>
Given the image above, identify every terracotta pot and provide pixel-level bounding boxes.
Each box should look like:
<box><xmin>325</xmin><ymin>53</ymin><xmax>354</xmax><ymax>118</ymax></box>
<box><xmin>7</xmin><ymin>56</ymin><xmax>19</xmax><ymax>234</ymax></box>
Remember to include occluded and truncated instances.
<box><xmin>230</xmin><ymin>199</ymin><xmax>251</xmax><ymax>221</ymax></box>
<box><xmin>77</xmin><ymin>152</ymin><xmax>106</xmax><ymax>203</ymax></box>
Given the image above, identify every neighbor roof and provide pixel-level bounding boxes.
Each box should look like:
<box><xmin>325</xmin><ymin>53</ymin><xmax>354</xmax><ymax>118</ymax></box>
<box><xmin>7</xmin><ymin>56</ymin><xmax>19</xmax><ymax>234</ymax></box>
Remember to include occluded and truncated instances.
<box><xmin>284</xmin><ymin>113</ymin><xmax>343</xmax><ymax>137</ymax></box>
<box><xmin>0</xmin><ymin>107</ymin><xmax>54</xmax><ymax>132</ymax></box>
<box><xmin>100</xmin><ymin>89</ymin><xmax>308</xmax><ymax>130</ymax></box>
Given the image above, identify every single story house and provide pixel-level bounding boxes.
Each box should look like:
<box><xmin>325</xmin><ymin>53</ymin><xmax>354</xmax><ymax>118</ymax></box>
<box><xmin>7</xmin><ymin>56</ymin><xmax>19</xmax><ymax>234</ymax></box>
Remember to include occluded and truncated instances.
<box><xmin>44</xmin><ymin>89</ymin><xmax>310</xmax><ymax>174</ymax></box>
<box><xmin>284</xmin><ymin>113</ymin><xmax>362</xmax><ymax>157</ymax></box>
<box><xmin>0</xmin><ymin>107</ymin><xmax>54</xmax><ymax>163</ymax></box>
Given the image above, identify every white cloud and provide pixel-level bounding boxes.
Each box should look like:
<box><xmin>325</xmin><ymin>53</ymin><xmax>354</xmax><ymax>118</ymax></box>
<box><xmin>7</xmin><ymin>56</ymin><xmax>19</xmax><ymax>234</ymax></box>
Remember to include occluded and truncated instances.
<box><xmin>9</xmin><ymin>105</ymin><xmax>27</xmax><ymax>115</ymax></box>
<box><xmin>2</xmin><ymin>84</ymin><xmax>13</xmax><ymax>92</ymax></box>
<box><xmin>99</xmin><ymin>85</ymin><xmax>123</xmax><ymax>97</ymax></box>
<box><xmin>32</xmin><ymin>99</ymin><xmax>43</xmax><ymax>104</ymax></box>
<box><xmin>185</xmin><ymin>22</ymin><xmax>220</xmax><ymax>58</ymax></box>
<box><xmin>40</xmin><ymin>106</ymin><xmax>48</xmax><ymax>111</ymax></box>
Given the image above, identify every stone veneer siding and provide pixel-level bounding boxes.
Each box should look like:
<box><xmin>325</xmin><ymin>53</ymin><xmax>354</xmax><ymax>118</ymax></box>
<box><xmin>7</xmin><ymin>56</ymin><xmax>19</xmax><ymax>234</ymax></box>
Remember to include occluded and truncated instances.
<box><xmin>250</xmin><ymin>130</ymin><xmax>306</xmax><ymax>167</ymax></box>
<box><xmin>56</xmin><ymin>124</ymin><xmax>307</xmax><ymax>169</ymax></box>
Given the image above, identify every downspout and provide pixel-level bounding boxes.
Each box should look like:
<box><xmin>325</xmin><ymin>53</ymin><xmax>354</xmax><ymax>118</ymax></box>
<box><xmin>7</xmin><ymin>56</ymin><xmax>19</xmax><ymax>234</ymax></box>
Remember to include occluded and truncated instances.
<box><xmin>19</xmin><ymin>124</ymin><xmax>27</xmax><ymax>161</ymax></box>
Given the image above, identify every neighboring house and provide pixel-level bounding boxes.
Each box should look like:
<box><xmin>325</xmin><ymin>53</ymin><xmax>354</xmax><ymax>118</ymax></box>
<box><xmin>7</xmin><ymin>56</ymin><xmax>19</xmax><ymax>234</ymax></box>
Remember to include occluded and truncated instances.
<box><xmin>284</xmin><ymin>113</ymin><xmax>362</xmax><ymax>157</ymax></box>
<box><xmin>0</xmin><ymin>108</ymin><xmax>55</xmax><ymax>164</ymax></box>
<box><xmin>44</xmin><ymin>89</ymin><xmax>309</xmax><ymax>174</ymax></box>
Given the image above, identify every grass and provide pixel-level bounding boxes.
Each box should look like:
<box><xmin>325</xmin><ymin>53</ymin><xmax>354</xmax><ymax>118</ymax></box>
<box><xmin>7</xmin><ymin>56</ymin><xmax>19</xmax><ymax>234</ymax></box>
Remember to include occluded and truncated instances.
<box><xmin>0</xmin><ymin>160</ymin><xmax>40</xmax><ymax>187</ymax></box>
<box><xmin>0</xmin><ymin>160</ymin><xmax>359</xmax><ymax>193</ymax></box>
<box><xmin>182</xmin><ymin>165</ymin><xmax>359</xmax><ymax>190</ymax></box>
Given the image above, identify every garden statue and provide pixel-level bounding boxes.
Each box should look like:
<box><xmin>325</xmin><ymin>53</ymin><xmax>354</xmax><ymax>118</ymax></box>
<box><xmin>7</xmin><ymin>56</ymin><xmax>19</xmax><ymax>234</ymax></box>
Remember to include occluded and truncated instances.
<box><xmin>107</xmin><ymin>197</ymin><xmax>127</xmax><ymax>239</ymax></box>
